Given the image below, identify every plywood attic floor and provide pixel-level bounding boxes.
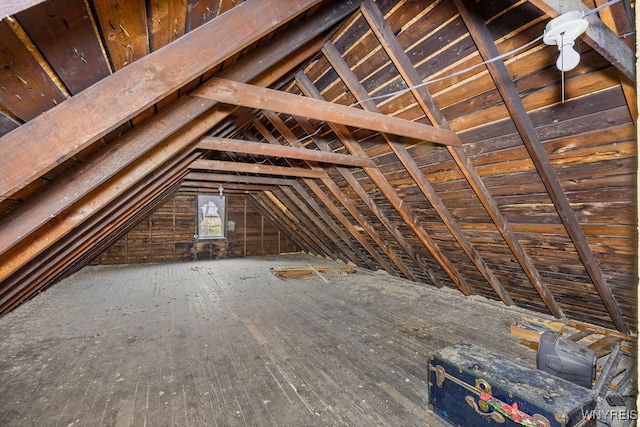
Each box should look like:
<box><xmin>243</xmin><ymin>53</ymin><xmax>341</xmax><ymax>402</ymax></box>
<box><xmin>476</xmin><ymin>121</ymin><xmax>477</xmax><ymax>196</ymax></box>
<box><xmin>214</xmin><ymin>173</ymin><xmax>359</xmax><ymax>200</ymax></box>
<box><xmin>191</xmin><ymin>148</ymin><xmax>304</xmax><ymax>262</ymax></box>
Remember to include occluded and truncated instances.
<box><xmin>0</xmin><ymin>254</ymin><xmax>542</xmax><ymax>426</ymax></box>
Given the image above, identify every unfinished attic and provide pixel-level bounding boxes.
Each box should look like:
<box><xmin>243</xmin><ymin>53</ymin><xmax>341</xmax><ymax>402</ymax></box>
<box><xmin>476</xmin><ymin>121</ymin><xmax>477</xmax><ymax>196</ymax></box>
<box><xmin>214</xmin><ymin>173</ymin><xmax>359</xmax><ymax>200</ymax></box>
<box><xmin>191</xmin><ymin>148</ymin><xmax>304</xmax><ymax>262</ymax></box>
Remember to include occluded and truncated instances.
<box><xmin>0</xmin><ymin>0</ymin><xmax>637</xmax><ymax>425</ymax></box>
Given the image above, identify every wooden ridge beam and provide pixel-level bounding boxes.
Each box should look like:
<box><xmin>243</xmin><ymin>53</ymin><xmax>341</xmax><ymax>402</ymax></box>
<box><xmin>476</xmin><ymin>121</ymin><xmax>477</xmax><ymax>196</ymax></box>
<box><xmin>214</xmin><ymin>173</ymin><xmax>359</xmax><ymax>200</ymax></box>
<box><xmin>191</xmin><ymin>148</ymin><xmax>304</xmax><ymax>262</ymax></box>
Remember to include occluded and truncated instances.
<box><xmin>198</xmin><ymin>136</ymin><xmax>375</xmax><ymax>168</ymax></box>
<box><xmin>456</xmin><ymin>0</ymin><xmax>628</xmax><ymax>333</ymax></box>
<box><xmin>190</xmin><ymin>159</ymin><xmax>328</xmax><ymax>179</ymax></box>
<box><xmin>527</xmin><ymin>0</ymin><xmax>634</xmax><ymax>81</ymax></box>
<box><xmin>296</xmin><ymin>72</ymin><xmax>474</xmax><ymax>294</ymax></box>
<box><xmin>258</xmin><ymin>113</ymin><xmax>395</xmax><ymax>274</ymax></box>
<box><xmin>0</xmin><ymin>0</ymin><xmax>325</xmax><ymax>200</ymax></box>
<box><xmin>0</xmin><ymin>0</ymin><xmax>353</xmax><ymax>258</ymax></box>
<box><xmin>191</xmin><ymin>78</ymin><xmax>461</xmax><ymax>147</ymax></box>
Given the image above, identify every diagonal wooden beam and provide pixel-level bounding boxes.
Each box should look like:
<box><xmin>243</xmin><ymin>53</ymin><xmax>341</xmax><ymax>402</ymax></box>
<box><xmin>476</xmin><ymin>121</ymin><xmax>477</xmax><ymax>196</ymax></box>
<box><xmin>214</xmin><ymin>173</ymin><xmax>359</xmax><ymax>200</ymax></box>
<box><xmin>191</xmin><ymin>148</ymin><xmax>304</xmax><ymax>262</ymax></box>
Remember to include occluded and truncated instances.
<box><xmin>253</xmin><ymin>115</ymin><xmax>382</xmax><ymax>271</ymax></box>
<box><xmin>198</xmin><ymin>136</ymin><xmax>375</xmax><ymax>168</ymax></box>
<box><xmin>591</xmin><ymin>0</ymin><xmax>636</xmax><ymax>122</ymax></box>
<box><xmin>0</xmin><ymin>135</ymin><xmax>201</xmax><ymax>286</ymax></box>
<box><xmin>256</xmin><ymin>191</ymin><xmax>322</xmax><ymax>256</ymax></box>
<box><xmin>259</xmin><ymin>112</ymin><xmax>402</xmax><ymax>276</ymax></box>
<box><xmin>247</xmin><ymin>194</ymin><xmax>311</xmax><ymax>255</ymax></box>
<box><xmin>289</xmin><ymin>182</ymin><xmax>376</xmax><ymax>271</ymax></box>
<box><xmin>294</xmin><ymin>115</ymin><xmax>443</xmax><ymax>285</ymax></box>
<box><xmin>190</xmin><ymin>159</ymin><xmax>328</xmax><ymax>179</ymax></box>
<box><xmin>272</xmin><ymin>187</ymin><xmax>347</xmax><ymax>263</ymax></box>
<box><xmin>323</xmin><ymin>36</ymin><xmax>514</xmax><ymax>307</ymax></box>
<box><xmin>456</xmin><ymin>0</ymin><xmax>628</xmax><ymax>333</ymax></box>
<box><xmin>307</xmin><ymin>178</ymin><xmax>402</xmax><ymax>276</ymax></box>
<box><xmin>65</xmin><ymin>180</ymin><xmax>185</xmax><ymax>283</ymax></box>
<box><xmin>243</xmin><ymin>120</ymin><xmax>366</xmax><ymax>267</ymax></box>
<box><xmin>527</xmin><ymin>0</ymin><xmax>634</xmax><ymax>81</ymax></box>
<box><xmin>263</xmin><ymin>190</ymin><xmax>335</xmax><ymax>258</ymax></box>
<box><xmin>1</xmin><ymin>154</ymin><xmax>192</xmax><ymax>313</ymax></box>
<box><xmin>281</xmin><ymin>185</ymin><xmax>363</xmax><ymax>267</ymax></box>
<box><xmin>0</xmin><ymin>0</ymin><xmax>326</xmax><ymax>200</ymax></box>
<box><xmin>4</xmin><ymin>178</ymin><xmax>185</xmax><ymax>313</ymax></box>
<box><xmin>361</xmin><ymin>0</ymin><xmax>563</xmax><ymax>312</ymax></box>
<box><xmin>296</xmin><ymin>72</ymin><xmax>474</xmax><ymax>294</ymax></box>
<box><xmin>358</xmin><ymin>0</ymin><xmax>563</xmax><ymax>317</ymax></box>
<box><xmin>191</xmin><ymin>78</ymin><xmax>461</xmax><ymax>147</ymax></box>
<box><xmin>0</xmin><ymin>0</ymin><xmax>355</xmax><ymax>259</ymax></box>
<box><xmin>256</xmin><ymin>122</ymin><xmax>379</xmax><ymax>270</ymax></box>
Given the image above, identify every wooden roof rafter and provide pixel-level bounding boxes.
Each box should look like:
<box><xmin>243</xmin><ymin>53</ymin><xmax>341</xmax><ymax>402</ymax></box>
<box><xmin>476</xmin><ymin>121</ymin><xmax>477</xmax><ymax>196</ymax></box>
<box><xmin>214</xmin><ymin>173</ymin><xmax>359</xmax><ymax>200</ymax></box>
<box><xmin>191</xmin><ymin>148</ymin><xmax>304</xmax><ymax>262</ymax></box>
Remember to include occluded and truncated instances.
<box><xmin>250</xmin><ymin>193</ymin><xmax>319</xmax><ymax>256</ymax></box>
<box><xmin>0</xmin><ymin>0</ymin><xmax>352</xmax><ymax>263</ymax></box>
<box><xmin>0</xmin><ymin>152</ymin><xmax>194</xmax><ymax>313</ymax></box>
<box><xmin>455</xmin><ymin>0</ymin><xmax>629</xmax><ymax>333</ymax></box>
<box><xmin>279</xmin><ymin>185</ymin><xmax>368</xmax><ymax>268</ymax></box>
<box><xmin>256</xmin><ymin>122</ymin><xmax>376</xmax><ymax>271</ymax></box>
<box><xmin>322</xmin><ymin>33</ymin><xmax>515</xmax><ymax>306</ymax></box>
<box><xmin>253</xmin><ymin>115</ymin><xmax>390</xmax><ymax>273</ymax></box>
<box><xmin>0</xmin><ymin>0</ymin><xmax>327</xmax><ymax>201</ymax></box>
<box><xmin>262</xmin><ymin>190</ymin><xmax>337</xmax><ymax>259</ymax></box>
<box><xmin>295</xmin><ymin>72</ymin><xmax>475</xmax><ymax>295</ymax></box>
<box><xmin>295</xmin><ymin>113</ymin><xmax>442</xmax><ymax>287</ymax></box>
<box><xmin>358</xmin><ymin>0</ymin><xmax>565</xmax><ymax>317</ymax></box>
<box><xmin>294</xmin><ymin>182</ymin><xmax>378</xmax><ymax>269</ymax></box>
<box><xmin>243</xmin><ymin>121</ymin><xmax>373</xmax><ymax>269</ymax></box>
<box><xmin>271</xmin><ymin>186</ymin><xmax>348</xmax><ymax>263</ymax></box>
<box><xmin>260</xmin><ymin>111</ymin><xmax>406</xmax><ymax>277</ymax></box>
<box><xmin>293</xmin><ymin>115</ymin><xmax>444</xmax><ymax>287</ymax></box>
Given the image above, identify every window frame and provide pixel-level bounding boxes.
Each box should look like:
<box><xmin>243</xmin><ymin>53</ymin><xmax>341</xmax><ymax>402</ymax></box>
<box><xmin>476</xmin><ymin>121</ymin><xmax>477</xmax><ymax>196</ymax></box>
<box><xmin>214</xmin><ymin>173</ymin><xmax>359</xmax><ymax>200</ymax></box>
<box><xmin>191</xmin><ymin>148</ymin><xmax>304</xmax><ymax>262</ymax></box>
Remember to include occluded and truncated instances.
<box><xmin>196</xmin><ymin>195</ymin><xmax>226</xmax><ymax>240</ymax></box>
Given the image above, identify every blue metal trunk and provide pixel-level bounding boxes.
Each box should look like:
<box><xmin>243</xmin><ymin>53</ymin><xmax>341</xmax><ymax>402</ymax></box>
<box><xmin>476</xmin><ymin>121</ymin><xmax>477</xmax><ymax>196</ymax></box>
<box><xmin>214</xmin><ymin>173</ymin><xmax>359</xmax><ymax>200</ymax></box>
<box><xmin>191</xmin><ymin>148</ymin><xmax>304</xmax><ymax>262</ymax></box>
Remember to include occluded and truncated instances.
<box><xmin>428</xmin><ymin>343</ymin><xmax>596</xmax><ymax>427</ymax></box>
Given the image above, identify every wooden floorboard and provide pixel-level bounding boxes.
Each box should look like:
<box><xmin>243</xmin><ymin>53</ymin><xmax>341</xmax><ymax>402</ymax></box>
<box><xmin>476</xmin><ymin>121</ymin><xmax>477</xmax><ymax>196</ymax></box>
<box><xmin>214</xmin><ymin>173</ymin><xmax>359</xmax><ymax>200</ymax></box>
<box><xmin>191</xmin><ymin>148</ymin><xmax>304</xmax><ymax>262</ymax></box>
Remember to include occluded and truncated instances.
<box><xmin>0</xmin><ymin>254</ymin><xmax>539</xmax><ymax>426</ymax></box>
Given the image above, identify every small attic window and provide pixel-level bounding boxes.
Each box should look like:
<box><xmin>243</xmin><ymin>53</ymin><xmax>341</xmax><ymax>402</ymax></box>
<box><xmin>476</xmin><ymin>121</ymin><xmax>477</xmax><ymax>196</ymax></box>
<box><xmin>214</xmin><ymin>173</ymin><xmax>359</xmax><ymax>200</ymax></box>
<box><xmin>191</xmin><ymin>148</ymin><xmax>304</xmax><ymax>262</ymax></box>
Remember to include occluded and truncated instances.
<box><xmin>196</xmin><ymin>195</ymin><xmax>226</xmax><ymax>240</ymax></box>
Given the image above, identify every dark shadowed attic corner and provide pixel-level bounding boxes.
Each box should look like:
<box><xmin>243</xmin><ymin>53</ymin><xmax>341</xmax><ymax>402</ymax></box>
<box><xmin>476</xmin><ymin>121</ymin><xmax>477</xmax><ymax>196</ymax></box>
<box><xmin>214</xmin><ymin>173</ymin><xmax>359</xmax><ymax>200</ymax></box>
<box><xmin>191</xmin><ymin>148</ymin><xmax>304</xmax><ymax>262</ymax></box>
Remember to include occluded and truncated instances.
<box><xmin>0</xmin><ymin>0</ymin><xmax>636</xmax><ymax>426</ymax></box>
